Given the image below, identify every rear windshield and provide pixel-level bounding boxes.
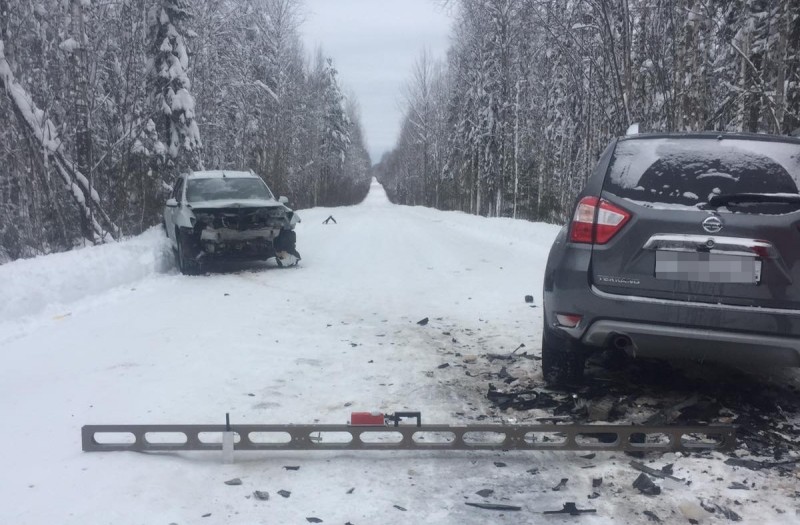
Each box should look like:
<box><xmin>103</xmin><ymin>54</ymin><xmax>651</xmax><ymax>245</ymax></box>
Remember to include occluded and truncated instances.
<box><xmin>605</xmin><ymin>138</ymin><xmax>800</xmax><ymax>211</ymax></box>
<box><xmin>186</xmin><ymin>177</ymin><xmax>273</xmax><ymax>202</ymax></box>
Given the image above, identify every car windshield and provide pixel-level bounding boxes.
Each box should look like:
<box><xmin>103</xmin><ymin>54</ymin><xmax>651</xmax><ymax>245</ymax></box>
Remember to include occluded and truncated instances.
<box><xmin>185</xmin><ymin>177</ymin><xmax>273</xmax><ymax>203</ymax></box>
<box><xmin>605</xmin><ymin>138</ymin><xmax>800</xmax><ymax>211</ymax></box>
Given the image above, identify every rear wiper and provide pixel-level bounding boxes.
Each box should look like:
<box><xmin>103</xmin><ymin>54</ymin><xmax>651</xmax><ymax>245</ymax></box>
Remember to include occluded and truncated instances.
<box><xmin>706</xmin><ymin>192</ymin><xmax>800</xmax><ymax>207</ymax></box>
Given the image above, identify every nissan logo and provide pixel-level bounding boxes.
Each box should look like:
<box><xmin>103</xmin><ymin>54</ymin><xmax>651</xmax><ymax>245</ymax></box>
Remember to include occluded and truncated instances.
<box><xmin>702</xmin><ymin>216</ymin><xmax>723</xmax><ymax>233</ymax></box>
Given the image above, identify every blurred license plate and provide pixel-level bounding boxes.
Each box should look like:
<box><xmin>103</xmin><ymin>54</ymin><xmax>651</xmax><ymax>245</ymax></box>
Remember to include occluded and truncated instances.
<box><xmin>655</xmin><ymin>251</ymin><xmax>761</xmax><ymax>284</ymax></box>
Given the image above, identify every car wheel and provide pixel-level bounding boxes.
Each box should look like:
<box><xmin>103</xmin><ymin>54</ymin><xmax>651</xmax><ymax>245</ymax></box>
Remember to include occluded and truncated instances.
<box><xmin>175</xmin><ymin>231</ymin><xmax>200</xmax><ymax>276</ymax></box>
<box><xmin>541</xmin><ymin>323</ymin><xmax>587</xmax><ymax>385</ymax></box>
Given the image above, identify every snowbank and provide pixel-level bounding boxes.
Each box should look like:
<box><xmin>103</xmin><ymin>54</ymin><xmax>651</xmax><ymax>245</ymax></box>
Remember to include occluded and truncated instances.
<box><xmin>0</xmin><ymin>227</ymin><xmax>173</xmax><ymax>322</ymax></box>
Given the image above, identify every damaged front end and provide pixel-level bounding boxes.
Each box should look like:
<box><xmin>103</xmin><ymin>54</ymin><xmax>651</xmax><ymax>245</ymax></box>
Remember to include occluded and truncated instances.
<box><xmin>187</xmin><ymin>205</ymin><xmax>298</xmax><ymax>261</ymax></box>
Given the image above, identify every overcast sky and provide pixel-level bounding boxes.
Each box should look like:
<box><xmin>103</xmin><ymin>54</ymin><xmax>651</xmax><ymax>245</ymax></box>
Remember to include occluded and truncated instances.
<box><xmin>301</xmin><ymin>0</ymin><xmax>453</xmax><ymax>164</ymax></box>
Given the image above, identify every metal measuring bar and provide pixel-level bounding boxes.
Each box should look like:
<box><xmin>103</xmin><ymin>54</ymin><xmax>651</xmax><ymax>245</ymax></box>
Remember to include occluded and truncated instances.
<box><xmin>82</xmin><ymin>411</ymin><xmax>735</xmax><ymax>453</ymax></box>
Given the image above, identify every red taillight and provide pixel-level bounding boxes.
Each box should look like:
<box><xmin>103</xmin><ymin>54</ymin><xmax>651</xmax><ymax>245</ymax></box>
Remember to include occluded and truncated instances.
<box><xmin>569</xmin><ymin>197</ymin><xmax>631</xmax><ymax>245</ymax></box>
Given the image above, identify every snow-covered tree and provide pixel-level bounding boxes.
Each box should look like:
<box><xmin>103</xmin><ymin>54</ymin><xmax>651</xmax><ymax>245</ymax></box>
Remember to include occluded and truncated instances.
<box><xmin>147</xmin><ymin>0</ymin><xmax>202</xmax><ymax>174</ymax></box>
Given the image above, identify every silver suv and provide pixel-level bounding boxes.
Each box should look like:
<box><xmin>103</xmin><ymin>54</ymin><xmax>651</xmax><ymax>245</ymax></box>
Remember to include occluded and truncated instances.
<box><xmin>163</xmin><ymin>170</ymin><xmax>301</xmax><ymax>274</ymax></box>
<box><xmin>542</xmin><ymin>133</ymin><xmax>800</xmax><ymax>384</ymax></box>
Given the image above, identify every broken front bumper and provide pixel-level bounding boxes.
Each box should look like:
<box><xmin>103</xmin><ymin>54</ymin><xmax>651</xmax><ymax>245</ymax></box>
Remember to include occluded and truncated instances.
<box><xmin>196</xmin><ymin>226</ymin><xmax>280</xmax><ymax>259</ymax></box>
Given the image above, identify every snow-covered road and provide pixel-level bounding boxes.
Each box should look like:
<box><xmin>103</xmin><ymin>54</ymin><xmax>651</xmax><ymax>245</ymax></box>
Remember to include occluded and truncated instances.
<box><xmin>1</xmin><ymin>181</ymin><xmax>798</xmax><ymax>524</ymax></box>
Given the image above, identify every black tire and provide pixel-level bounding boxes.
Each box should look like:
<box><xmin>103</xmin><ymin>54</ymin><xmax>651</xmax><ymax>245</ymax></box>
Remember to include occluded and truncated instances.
<box><xmin>541</xmin><ymin>323</ymin><xmax>587</xmax><ymax>385</ymax></box>
<box><xmin>274</xmin><ymin>229</ymin><xmax>300</xmax><ymax>265</ymax></box>
<box><xmin>175</xmin><ymin>231</ymin><xmax>200</xmax><ymax>275</ymax></box>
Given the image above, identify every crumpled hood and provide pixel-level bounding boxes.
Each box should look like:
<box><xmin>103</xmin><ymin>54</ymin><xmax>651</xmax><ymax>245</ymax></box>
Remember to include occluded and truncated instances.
<box><xmin>187</xmin><ymin>198</ymin><xmax>285</xmax><ymax>210</ymax></box>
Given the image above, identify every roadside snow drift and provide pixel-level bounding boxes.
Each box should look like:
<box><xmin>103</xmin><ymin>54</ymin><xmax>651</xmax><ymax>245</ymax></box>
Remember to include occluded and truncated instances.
<box><xmin>0</xmin><ymin>227</ymin><xmax>173</xmax><ymax>322</ymax></box>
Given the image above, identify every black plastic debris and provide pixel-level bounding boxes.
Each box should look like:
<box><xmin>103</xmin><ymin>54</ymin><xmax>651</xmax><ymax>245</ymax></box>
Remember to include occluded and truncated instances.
<box><xmin>660</xmin><ymin>463</ymin><xmax>674</xmax><ymax>475</ymax></box>
<box><xmin>201</xmin><ymin>513</ymin><xmax>211</xmax><ymax>518</ymax></box>
<box><xmin>725</xmin><ymin>457</ymin><xmax>800</xmax><ymax>471</ymax></box>
<box><xmin>543</xmin><ymin>502</ymin><xmax>597</xmax><ymax>516</ymax></box>
<box><xmin>283</xmin><ymin>465</ymin><xmax>300</xmax><ymax>471</ymax></box>
<box><xmin>465</xmin><ymin>502</ymin><xmax>521</xmax><ymax>511</ymax></box>
<box><xmin>552</xmin><ymin>478</ymin><xmax>569</xmax><ymax>491</ymax></box>
<box><xmin>588</xmin><ymin>492</ymin><xmax>600</xmax><ymax>499</ymax></box>
<box><xmin>592</xmin><ymin>478</ymin><xmax>603</xmax><ymax>488</ymax></box>
<box><xmin>437</xmin><ymin>363</ymin><xmax>450</xmax><ymax>369</ymax></box>
<box><xmin>494</xmin><ymin>462</ymin><xmax>507</xmax><ymax>468</ymax></box>
<box><xmin>323</xmin><ymin>215</ymin><xmax>337</xmax><ymax>224</ymax></box>
<box><xmin>486</xmin><ymin>384</ymin><xmax>566</xmax><ymax>411</ymax></box>
<box><xmin>278</xmin><ymin>490</ymin><xmax>291</xmax><ymax>498</ymax></box>
<box><xmin>393</xmin><ymin>505</ymin><xmax>407</xmax><ymax>512</ymax></box>
<box><xmin>633</xmin><ymin>473</ymin><xmax>661</xmax><ymax>496</ymax></box>
<box><xmin>630</xmin><ymin>461</ymin><xmax>683</xmax><ymax>482</ymax></box>
<box><xmin>524</xmin><ymin>295</ymin><xmax>534</xmax><ymax>304</ymax></box>
<box><xmin>580</xmin><ymin>453</ymin><xmax>596</xmax><ymax>460</ymax></box>
<box><xmin>417</xmin><ymin>317</ymin><xmax>429</xmax><ymax>326</ymax></box>
<box><xmin>701</xmin><ymin>501</ymin><xmax>742</xmax><ymax>522</ymax></box>
<box><xmin>643</xmin><ymin>510</ymin><xmax>662</xmax><ymax>522</ymax></box>
<box><xmin>253</xmin><ymin>490</ymin><xmax>270</xmax><ymax>501</ymax></box>
<box><xmin>224</xmin><ymin>478</ymin><xmax>242</xmax><ymax>486</ymax></box>
<box><xmin>476</xmin><ymin>489</ymin><xmax>494</xmax><ymax>498</ymax></box>
<box><xmin>306</xmin><ymin>518</ymin><xmax>323</xmax><ymax>523</ymax></box>
<box><xmin>346</xmin><ymin>488</ymin><xmax>355</xmax><ymax>494</ymax></box>
<box><xmin>728</xmin><ymin>482</ymin><xmax>750</xmax><ymax>490</ymax></box>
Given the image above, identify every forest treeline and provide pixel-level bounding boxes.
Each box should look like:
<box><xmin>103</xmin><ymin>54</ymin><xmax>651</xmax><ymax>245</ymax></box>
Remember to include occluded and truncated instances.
<box><xmin>0</xmin><ymin>0</ymin><xmax>371</xmax><ymax>262</ymax></box>
<box><xmin>376</xmin><ymin>0</ymin><xmax>800</xmax><ymax>222</ymax></box>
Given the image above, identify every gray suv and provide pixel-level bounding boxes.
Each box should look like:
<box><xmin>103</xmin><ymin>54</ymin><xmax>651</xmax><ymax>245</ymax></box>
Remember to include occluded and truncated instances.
<box><xmin>542</xmin><ymin>133</ymin><xmax>800</xmax><ymax>384</ymax></box>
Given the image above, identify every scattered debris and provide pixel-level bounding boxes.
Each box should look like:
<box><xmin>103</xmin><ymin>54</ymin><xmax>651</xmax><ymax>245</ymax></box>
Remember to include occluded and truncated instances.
<box><xmin>701</xmin><ymin>501</ymin><xmax>742</xmax><ymax>522</ymax></box>
<box><xmin>476</xmin><ymin>489</ymin><xmax>494</xmax><ymax>498</ymax></box>
<box><xmin>643</xmin><ymin>510</ymin><xmax>662</xmax><ymax>522</ymax></box>
<box><xmin>543</xmin><ymin>502</ymin><xmax>597</xmax><ymax>516</ymax></box>
<box><xmin>224</xmin><ymin>478</ymin><xmax>242</xmax><ymax>486</ymax></box>
<box><xmin>494</xmin><ymin>462</ymin><xmax>507</xmax><ymax>468</ymax></box>
<box><xmin>201</xmin><ymin>513</ymin><xmax>211</xmax><ymax>518</ymax></box>
<box><xmin>511</xmin><ymin>343</ymin><xmax>526</xmax><ymax>354</ymax></box>
<box><xmin>306</xmin><ymin>518</ymin><xmax>323</xmax><ymax>523</ymax></box>
<box><xmin>527</xmin><ymin>468</ymin><xmax>539</xmax><ymax>475</ymax></box>
<box><xmin>278</xmin><ymin>490</ymin><xmax>291</xmax><ymax>498</ymax></box>
<box><xmin>633</xmin><ymin>473</ymin><xmax>661</xmax><ymax>496</ymax></box>
<box><xmin>417</xmin><ymin>317</ymin><xmax>429</xmax><ymax>326</ymax></box>
<box><xmin>346</xmin><ymin>488</ymin><xmax>355</xmax><ymax>494</ymax></box>
<box><xmin>630</xmin><ymin>461</ymin><xmax>684</xmax><ymax>482</ymax></box>
<box><xmin>660</xmin><ymin>463</ymin><xmax>674</xmax><ymax>476</ymax></box>
<box><xmin>393</xmin><ymin>505</ymin><xmax>407</xmax><ymax>511</ymax></box>
<box><xmin>725</xmin><ymin>457</ymin><xmax>800</xmax><ymax>471</ymax></box>
<box><xmin>552</xmin><ymin>478</ymin><xmax>569</xmax><ymax>491</ymax></box>
<box><xmin>587</xmin><ymin>398</ymin><xmax>616</xmax><ymax>421</ymax></box>
<box><xmin>253</xmin><ymin>490</ymin><xmax>270</xmax><ymax>501</ymax></box>
<box><xmin>524</xmin><ymin>295</ymin><xmax>534</xmax><ymax>304</ymax></box>
<box><xmin>588</xmin><ymin>492</ymin><xmax>600</xmax><ymax>499</ymax></box>
<box><xmin>322</xmin><ymin>215</ymin><xmax>337</xmax><ymax>224</ymax></box>
<box><xmin>437</xmin><ymin>363</ymin><xmax>450</xmax><ymax>369</ymax></box>
<box><xmin>283</xmin><ymin>465</ymin><xmax>300</xmax><ymax>471</ymax></box>
<box><xmin>465</xmin><ymin>502</ymin><xmax>521</xmax><ymax>511</ymax></box>
<box><xmin>592</xmin><ymin>478</ymin><xmax>603</xmax><ymax>488</ymax></box>
<box><xmin>580</xmin><ymin>453</ymin><xmax>596</xmax><ymax>460</ymax></box>
<box><xmin>728</xmin><ymin>482</ymin><xmax>750</xmax><ymax>490</ymax></box>
<box><xmin>486</xmin><ymin>384</ymin><xmax>568</xmax><ymax>411</ymax></box>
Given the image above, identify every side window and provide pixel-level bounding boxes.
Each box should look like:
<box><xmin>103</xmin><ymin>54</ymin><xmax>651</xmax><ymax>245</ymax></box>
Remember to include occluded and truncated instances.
<box><xmin>172</xmin><ymin>178</ymin><xmax>184</xmax><ymax>201</ymax></box>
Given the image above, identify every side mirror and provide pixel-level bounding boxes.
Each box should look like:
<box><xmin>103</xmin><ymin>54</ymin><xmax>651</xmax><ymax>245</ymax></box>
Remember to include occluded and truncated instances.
<box><xmin>166</xmin><ymin>198</ymin><xmax>179</xmax><ymax>208</ymax></box>
<box><xmin>278</xmin><ymin>196</ymin><xmax>289</xmax><ymax>205</ymax></box>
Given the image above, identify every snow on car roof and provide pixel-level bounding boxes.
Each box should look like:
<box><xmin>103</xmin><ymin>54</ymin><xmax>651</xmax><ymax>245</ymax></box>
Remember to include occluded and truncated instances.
<box><xmin>186</xmin><ymin>170</ymin><xmax>258</xmax><ymax>179</ymax></box>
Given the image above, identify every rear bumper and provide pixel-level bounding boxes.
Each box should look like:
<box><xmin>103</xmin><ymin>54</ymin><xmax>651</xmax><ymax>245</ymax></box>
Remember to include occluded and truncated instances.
<box><xmin>582</xmin><ymin>319</ymin><xmax>800</xmax><ymax>367</ymax></box>
<box><xmin>543</xmin><ymin>235</ymin><xmax>800</xmax><ymax>367</ymax></box>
